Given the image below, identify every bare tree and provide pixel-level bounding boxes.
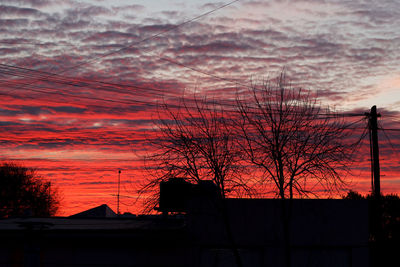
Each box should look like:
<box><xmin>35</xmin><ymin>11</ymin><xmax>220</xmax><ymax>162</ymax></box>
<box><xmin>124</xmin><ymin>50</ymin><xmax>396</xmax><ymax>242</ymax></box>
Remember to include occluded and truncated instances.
<box><xmin>235</xmin><ymin>73</ymin><xmax>359</xmax><ymax>267</ymax></box>
<box><xmin>236</xmin><ymin>73</ymin><xmax>356</xmax><ymax>200</ymax></box>
<box><xmin>139</xmin><ymin>97</ymin><xmax>249</xmax><ymax>267</ymax></box>
<box><xmin>140</xmin><ymin>97</ymin><xmax>251</xmax><ymax>205</ymax></box>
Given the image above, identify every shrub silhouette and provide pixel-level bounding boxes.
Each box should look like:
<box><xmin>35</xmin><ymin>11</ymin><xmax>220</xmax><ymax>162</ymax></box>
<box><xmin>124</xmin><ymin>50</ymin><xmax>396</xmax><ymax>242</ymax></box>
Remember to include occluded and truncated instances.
<box><xmin>0</xmin><ymin>162</ymin><xmax>59</xmax><ymax>217</ymax></box>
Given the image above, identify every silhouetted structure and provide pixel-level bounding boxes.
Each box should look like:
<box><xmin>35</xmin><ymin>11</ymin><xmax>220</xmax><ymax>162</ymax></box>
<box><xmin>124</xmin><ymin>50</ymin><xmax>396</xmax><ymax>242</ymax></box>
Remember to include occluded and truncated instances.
<box><xmin>158</xmin><ymin>178</ymin><xmax>219</xmax><ymax>214</ymax></box>
<box><xmin>158</xmin><ymin>178</ymin><xmax>193</xmax><ymax>213</ymax></box>
<box><xmin>69</xmin><ymin>204</ymin><xmax>117</xmax><ymax>218</ymax></box>
<box><xmin>0</xmin><ymin>197</ymin><xmax>370</xmax><ymax>266</ymax></box>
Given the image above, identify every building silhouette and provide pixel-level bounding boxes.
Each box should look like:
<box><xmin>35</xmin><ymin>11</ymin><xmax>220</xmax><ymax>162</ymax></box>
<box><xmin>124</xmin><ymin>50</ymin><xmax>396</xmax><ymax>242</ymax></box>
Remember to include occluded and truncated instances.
<box><xmin>0</xmin><ymin>180</ymin><xmax>370</xmax><ymax>266</ymax></box>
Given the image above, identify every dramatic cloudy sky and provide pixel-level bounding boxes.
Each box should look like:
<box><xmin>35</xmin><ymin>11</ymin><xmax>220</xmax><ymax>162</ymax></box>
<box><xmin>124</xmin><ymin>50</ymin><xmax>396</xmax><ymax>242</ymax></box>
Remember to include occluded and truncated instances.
<box><xmin>1</xmin><ymin>0</ymin><xmax>399</xmax><ymax>215</ymax></box>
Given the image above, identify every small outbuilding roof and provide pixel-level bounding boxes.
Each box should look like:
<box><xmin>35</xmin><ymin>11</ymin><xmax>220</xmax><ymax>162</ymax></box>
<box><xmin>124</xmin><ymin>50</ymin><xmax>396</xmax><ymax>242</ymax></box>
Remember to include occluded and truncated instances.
<box><xmin>69</xmin><ymin>204</ymin><xmax>117</xmax><ymax>218</ymax></box>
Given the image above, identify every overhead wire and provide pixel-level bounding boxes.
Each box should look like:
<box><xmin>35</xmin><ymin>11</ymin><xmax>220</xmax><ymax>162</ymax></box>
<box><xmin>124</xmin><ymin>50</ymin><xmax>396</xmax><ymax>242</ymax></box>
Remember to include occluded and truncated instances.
<box><xmin>1</xmin><ymin>0</ymin><xmax>392</xmax><ymax>124</ymax></box>
<box><xmin>0</xmin><ymin>56</ymin><xmax>368</xmax><ymax>119</ymax></box>
<box><xmin>0</xmin><ymin>63</ymin><xmax>175</xmax><ymax>97</ymax></box>
<box><xmin>0</xmin><ymin>55</ymin><xmax>245</xmax><ymax>112</ymax></box>
<box><xmin>0</xmin><ymin>2</ymin><xmax>248</xmax><ymax>92</ymax></box>
<box><xmin>156</xmin><ymin>55</ymin><xmax>250</xmax><ymax>89</ymax></box>
<box><xmin>0</xmin><ymin>0</ymin><xmax>371</xmax><ymax>120</ymax></box>
<box><xmin>0</xmin><ymin>63</ymin><xmax>368</xmax><ymax>118</ymax></box>
<box><xmin>1</xmin><ymin>61</ymin><xmax>367</xmax><ymax>118</ymax></box>
<box><xmin>378</xmin><ymin>121</ymin><xmax>400</xmax><ymax>159</ymax></box>
<box><xmin>0</xmin><ymin>64</ymin><xmax>203</xmax><ymax>109</ymax></box>
<box><xmin>5</xmin><ymin>0</ymin><xmax>241</xmax><ymax>94</ymax></box>
<box><xmin>5</xmin><ymin>0</ymin><xmax>358</xmax><ymax>119</ymax></box>
<box><xmin>379</xmin><ymin>128</ymin><xmax>400</xmax><ymax>132</ymax></box>
<box><xmin>0</xmin><ymin>89</ymin><xmax>365</xmax><ymax>119</ymax></box>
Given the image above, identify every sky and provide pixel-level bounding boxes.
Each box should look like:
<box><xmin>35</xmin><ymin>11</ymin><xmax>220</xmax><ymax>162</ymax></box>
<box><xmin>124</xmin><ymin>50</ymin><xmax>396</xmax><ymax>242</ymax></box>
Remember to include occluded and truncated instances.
<box><xmin>0</xmin><ymin>0</ymin><xmax>399</xmax><ymax>215</ymax></box>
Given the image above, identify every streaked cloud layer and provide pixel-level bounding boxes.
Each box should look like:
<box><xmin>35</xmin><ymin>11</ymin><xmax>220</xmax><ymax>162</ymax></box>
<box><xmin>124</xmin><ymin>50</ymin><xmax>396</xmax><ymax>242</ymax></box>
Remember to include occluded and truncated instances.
<box><xmin>1</xmin><ymin>0</ymin><xmax>399</xmax><ymax>215</ymax></box>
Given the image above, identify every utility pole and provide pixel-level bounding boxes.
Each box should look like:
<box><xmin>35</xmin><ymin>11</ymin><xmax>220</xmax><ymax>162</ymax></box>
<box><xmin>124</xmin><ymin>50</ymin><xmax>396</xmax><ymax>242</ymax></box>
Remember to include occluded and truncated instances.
<box><xmin>367</xmin><ymin>106</ymin><xmax>383</xmax><ymax>265</ymax></box>
<box><xmin>117</xmin><ymin>169</ymin><xmax>121</xmax><ymax>215</ymax></box>
<box><xmin>367</xmin><ymin>105</ymin><xmax>381</xmax><ymax>197</ymax></box>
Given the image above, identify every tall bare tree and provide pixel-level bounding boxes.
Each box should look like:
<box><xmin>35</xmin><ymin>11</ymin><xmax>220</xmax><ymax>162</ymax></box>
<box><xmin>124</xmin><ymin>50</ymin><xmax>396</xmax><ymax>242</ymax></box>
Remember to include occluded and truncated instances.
<box><xmin>236</xmin><ymin>73</ymin><xmax>356</xmax><ymax>200</ymax></box>
<box><xmin>235</xmin><ymin>73</ymin><xmax>359</xmax><ymax>267</ymax></box>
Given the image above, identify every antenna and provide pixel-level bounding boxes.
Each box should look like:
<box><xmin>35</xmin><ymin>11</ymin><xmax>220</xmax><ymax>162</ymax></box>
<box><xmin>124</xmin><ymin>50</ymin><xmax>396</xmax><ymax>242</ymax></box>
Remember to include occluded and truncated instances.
<box><xmin>117</xmin><ymin>169</ymin><xmax>121</xmax><ymax>215</ymax></box>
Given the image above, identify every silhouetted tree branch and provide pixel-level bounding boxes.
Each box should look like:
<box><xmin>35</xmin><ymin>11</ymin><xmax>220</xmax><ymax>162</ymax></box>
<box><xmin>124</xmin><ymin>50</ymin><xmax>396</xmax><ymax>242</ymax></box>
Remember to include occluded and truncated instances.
<box><xmin>139</xmin><ymin>97</ymin><xmax>251</xmax><ymax>211</ymax></box>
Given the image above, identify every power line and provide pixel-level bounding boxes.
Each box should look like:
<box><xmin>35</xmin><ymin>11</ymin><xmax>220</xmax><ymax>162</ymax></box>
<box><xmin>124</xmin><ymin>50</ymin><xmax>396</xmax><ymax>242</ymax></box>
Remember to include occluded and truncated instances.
<box><xmin>66</xmin><ymin>0</ymin><xmax>240</xmax><ymax>72</ymax></box>
<box><xmin>7</xmin><ymin>0</ymin><xmax>241</xmax><ymax>94</ymax></box>
<box><xmin>0</xmin><ymin>86</ymin><xmax>367</xmax><ymax>120</ymax></box>
<box><xmin>0</xmin><ymin>1</ymin><xmax>382</xmax><ymax>122</ymax></box>
<box><xmin>0</xmin><ymin>64</ymin><xmax>192</xmax><ymax>107</ymax></box>
<box><xmin>0</xmin><ymin>63</ymin><xmax>242</xmax><ymax>112</ymax></box>
<box><xmin>2</xmin><ymin>39</ymin><xmax>253</xmax><ymax>97</ymax></box>
<box><xmin>0</xmin><ymin>59</ymin><xmax>369</xmax><ymax>119</ymax></box>
<box><xmin>0</xmin><ymin>65</ymin><xmax>369</xmax><ymax>119</ymax></box>
<box><xmin>378</xmin><ymin>122</ymin><xmax>400</xmax><ymax>160</ymax></box>
<box><xmin>0</xmin><ymin>64</ymin><xmax>366</xmax><ymax>118</ymax></box>
<box><xmin>157</xmin><ymin>55</ymin><xmax>250</xmax><ymax>89</ymax></box>
<box><xmin>379</xmin><ymin>128</ymin><xmax>400</xmax><ymax>132</ymax></box>
<box><xmin>0</xmin><ymin>63</ymin><xmax>175</xmax><ymax>97</ymax></box>
<box><xmin>0</xmin><ymin>83</ymin><xmax>152</xmax><ymax>106</ymax></box>
<box><xmin>0</xmin><ymin>59</ymin><xmax>244</xmax><ymax>111</ymax></box>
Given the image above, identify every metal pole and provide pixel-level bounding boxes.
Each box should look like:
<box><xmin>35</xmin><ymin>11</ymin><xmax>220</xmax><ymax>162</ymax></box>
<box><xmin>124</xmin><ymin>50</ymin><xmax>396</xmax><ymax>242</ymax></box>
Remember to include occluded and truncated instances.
<box><xmin>117</xmin><ymin>169</ymin><xmax>121</xmax><ymax>215</ymax></box>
